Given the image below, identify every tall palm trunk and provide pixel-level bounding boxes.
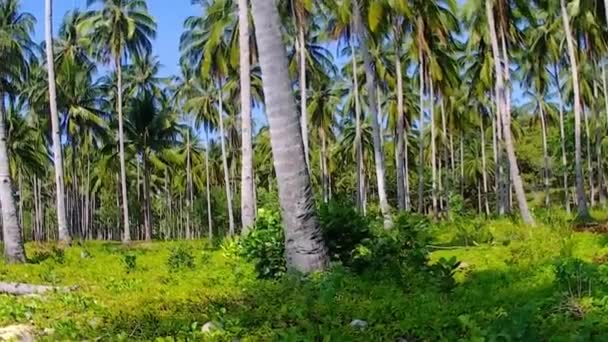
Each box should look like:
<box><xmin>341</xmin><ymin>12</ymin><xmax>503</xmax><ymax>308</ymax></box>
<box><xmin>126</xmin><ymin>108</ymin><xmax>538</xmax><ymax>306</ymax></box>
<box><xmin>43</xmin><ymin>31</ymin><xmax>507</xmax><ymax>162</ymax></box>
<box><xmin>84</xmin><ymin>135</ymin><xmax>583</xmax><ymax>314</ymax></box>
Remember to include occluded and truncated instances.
<box><xmin>353</xmin><ymin>0</ymin><xmax>392</xmax><ymax>228</ymax></box>
<box><xmin>539</xmin><ymin>103</ymin><xmax>550</xmax><ymax>207</ymax></box>
<box><xmin>251</xmin><ymin>0</ymin><xmax>328</xmax><ymax>273</ymax></box>
<box><xmin>418</xmin><ymin>50</ymin><xmax>425</xmax><ymax>213</ymax></box>
<box><xmin>0</xmin><ymin>94</ymin><xmax>25</xmax><ymax>263</ymax></box>
<box><xmin>205</xmin><ymin>128</ymin><xmax>213</xmax><ymax>239</ymax></box>
<box><xmin>430</xmin><ymin>76</ymin><xmax>437</xmax><ymax>215</ymax></box>
<box><xmin>186</xmin><ymin>130</ymin><xmax>193</xmax><ymax>239</ymax></box>
<box><xmin>45</xmin><ymin>0</ymin><xmax>70</xmax><ymax>245</ymax></box>
<box><xmin>395</xmin><ymin>35</ymin><xmax>406</xmax><ymax>211</ymax></box>
<box><xmin>143</xmin><ymin>149</ymin><xmax>152</xmax><ymax>240</ymax></box>
<box><xmin>584</xmin><ymin>107</ymin><xmax>595</xmax><ymax>206</ymax></box>
<box><xmin>561</xmin><ymin>0</ymin><xmax>589</xmax><ymax>219</ymax></box>
<box><xmin>350</xmin><ymin>35</ymin><xmax>364</xmax><ymax>212</ymax></box>
<box><xmin>298</xmin><ymin>24</ymin><xmax>311</xmax><ymax>174</ymax></box>
<box><xmin>555</xmin><ymin>64</ymin><xmax>570</xmax><ymax>213</ymax></box>
<box><xmin>217</xmin><ymin>80</ymin><xmax>235</xmax><ymax>235</ymax></box>
<box><xmin>115</xmin><ymin>56</ymin><xmax>131</xmax><ymax>242</ymax></box>
<box><xmin>486</xmin><ymin>0</ymin><xmax>534</xmax><ymax>225</ymax></box>
<box><xmin>480</xmin><ymin>116</ymin><xmax>490</xmax><ymax>216</ymax></box>
<box><xmin>238</xmin><ymin>0</ymin><xmax>255</xmax><ymax>234</ymax></box>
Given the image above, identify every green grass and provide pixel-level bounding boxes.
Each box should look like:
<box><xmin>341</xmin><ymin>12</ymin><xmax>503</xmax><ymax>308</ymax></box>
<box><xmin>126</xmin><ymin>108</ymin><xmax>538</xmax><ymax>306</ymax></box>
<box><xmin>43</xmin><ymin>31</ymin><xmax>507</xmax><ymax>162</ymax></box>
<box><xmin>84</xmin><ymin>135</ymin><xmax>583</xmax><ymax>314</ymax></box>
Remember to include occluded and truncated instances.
<box><xmin>2</xmin><ymin>220</ymin><xmax>608</xmax><ymax>340</ymax></box>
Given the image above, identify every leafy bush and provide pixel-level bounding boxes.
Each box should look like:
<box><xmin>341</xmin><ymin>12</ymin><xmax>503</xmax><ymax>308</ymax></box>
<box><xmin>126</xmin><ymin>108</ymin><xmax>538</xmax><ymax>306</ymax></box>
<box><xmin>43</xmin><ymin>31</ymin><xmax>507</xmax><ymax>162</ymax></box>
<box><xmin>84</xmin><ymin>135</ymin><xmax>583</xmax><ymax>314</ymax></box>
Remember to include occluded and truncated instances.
<box><xmin>555</xmin><ymin>258</ymin><xmax>595</xmax><ymax>298</ymax></box>
<box><xmin>167</xmin><ymin>245</ymin><xmax>195</xmax><ymax>272</ymax></box>
<box><xmin>122</xmin><ymin>253</ymin><xmax>137</xmax><ymax>273</ymax></box>
<box><xmin>454</xmin><ymin>218</ymin><xmax>494</xmax><ymax>246</ymax></box>
<box><xmin>240</xmin><ymin>208</ymin><xmax>286</xmax><ymax>279</ymax></box>
<box><xmin>351</xmin><ymin>214</ymin><xmax>432</xmax><ymax>275</ymax></box>
<box><xmin>430</xmin><ymin>256</ymin><xmax>461</xmax><ymax>292</ymax></box>
<box><xmin>318</xmin><ymin>200</ymin><xmax>371</xmax><ymax>265</ymax></box>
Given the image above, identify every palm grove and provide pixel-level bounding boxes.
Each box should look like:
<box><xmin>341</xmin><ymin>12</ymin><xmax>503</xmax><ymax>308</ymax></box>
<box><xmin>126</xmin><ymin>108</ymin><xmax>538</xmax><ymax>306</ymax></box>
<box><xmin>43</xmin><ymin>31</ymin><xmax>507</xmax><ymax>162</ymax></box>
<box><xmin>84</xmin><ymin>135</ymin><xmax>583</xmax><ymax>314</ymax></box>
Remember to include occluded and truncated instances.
<box><xmin>0</xmin><ymin>0</ymin><xmax>605</xmax><ymax>270</ymax></box>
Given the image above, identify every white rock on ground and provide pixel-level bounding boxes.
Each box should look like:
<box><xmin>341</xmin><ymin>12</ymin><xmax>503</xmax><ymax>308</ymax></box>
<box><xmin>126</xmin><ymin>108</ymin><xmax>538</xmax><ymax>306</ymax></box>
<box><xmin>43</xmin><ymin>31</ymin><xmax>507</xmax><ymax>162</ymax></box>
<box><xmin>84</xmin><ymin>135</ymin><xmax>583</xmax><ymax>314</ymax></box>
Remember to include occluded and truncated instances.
<box><xmin>201</xmin><ymin>321</ymin><xmax>223</xmax><ymax>334</ymax></box>
<box><xmin>349</xmin><ymin>319</ymin><xmax>368</xmax><ymax>330</ymax></box>
<box><xmin>0</xmin><ymin>324</ymin><xmax>35</xmax><ymax>342</ymax></box>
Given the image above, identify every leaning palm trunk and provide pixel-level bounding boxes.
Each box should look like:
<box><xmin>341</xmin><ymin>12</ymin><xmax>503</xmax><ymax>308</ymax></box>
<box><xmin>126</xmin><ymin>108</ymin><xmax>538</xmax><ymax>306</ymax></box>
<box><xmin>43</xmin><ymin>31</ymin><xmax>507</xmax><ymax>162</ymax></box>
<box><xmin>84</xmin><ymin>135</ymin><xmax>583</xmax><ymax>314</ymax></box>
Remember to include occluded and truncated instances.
<box><xmin>238</xmin><ymin>0</ymin><xmax>255</xmax><ymax>233</ymax></box>
<box><xmin>217</xmin><ymin>81</ymin><xmax>235</xmax><ymax>236</ymax></box>
<box><xmin>45</xmin><ymin>0</ymin><xmax>70</xmax><ymax>245</ymax></box>
<box><xmin>116</xmin><ymin>57</ymin><xmax>131</xmax><ymax>242</ymax></box>
<box><xmin>353</xmin><ymin>0</ymin><xmax>392</xmax><ymax>228</ymax></box>
<box><xmin>251</xmin><ymin>0</ymin><xmax>328</xmax><ymax>273</ymax></box>
<box><xmin>0</xmin><ymin>94</ymin><xmax>25</xmax><ymax>263</ymax></box>
<box><xmin>561</xmin><ymin>0</ymin><xmax>589</xmax><ymax>219</ymax></box>
<box><xmin>486</xmin><ymin>0</ymin><xmax>534</xmax><ymax>225</ymax></box>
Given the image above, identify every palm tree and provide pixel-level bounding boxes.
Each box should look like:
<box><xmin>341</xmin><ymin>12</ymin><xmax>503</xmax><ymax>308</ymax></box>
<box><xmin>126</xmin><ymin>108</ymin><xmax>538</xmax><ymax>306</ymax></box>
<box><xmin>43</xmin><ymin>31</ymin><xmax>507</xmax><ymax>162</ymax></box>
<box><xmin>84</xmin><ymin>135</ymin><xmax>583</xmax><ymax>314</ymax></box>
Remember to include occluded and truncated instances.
<box><xmin>0</xmin><ymin>0</ymin><xmax>34</xmax><ymax>262</ymax></box>
<box><xmin>485</xmin><ymin>0</ymin><xmax>534</xmax><ymax>225</ymax></box>
<box><xmin>352</xmin><ymin>0</ymin><xmax>392</xmax><ymax>228</ymax></box>
<box><xmin>238</xmin><ymin>0</ymin><xmax>255</xmax><ymax>233</ymax></box>
<box><xmin>251</xmin><ymin>0</ymin><xmax>329</xmax><ymax>272</ymax></box>
<box><xmin>45</xmin><ymin>0</ymin><xmax>71</xmax><ymax>244</ymax></box>
<box><xmin>560</xmin><ymin>0</ymin><xmax>589</xmax><ymax>220</ymax></box>
<box><xmin>180</xmin><ymin>0</ymin><xmax>236</xmax><ymax>235</ymax></box>
<box><xmin>82</xmin><ymin>0</ymin><xmax>157</xmax><ymax>242</ymax></box>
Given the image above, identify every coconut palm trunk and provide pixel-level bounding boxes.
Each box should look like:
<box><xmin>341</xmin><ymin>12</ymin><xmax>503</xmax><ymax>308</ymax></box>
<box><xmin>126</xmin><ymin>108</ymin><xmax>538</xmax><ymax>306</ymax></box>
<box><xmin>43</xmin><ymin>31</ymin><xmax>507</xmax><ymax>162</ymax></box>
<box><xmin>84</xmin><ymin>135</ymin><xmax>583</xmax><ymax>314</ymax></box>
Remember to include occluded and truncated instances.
<box><xmin>217</xmin><ymin>80</ymin><xmax>235</xmax><ymax>236</ymax></box>
<box><xmin>561</xmin><ymin>0</ymin><xmax>589</xmax><ymax>219</ymax></box>
<box><xmin>486</xmin><ymin>0</ymin><xmax>534</xmax><ymax>225</ymax></box>
<box><xmin>205</xmin><ymin>128</ymin><xmax>213</xmax><ymax>239</ymax></box>
<box><xmin>395</xmin><ymin>39</ymin><xmax>405</xmax><ymax>211</ymax></box>
<box><xmin>418</xmin><ymin>50</ymin><xmax>425</xmax><ymax>213</ymax></box>
<box><xmin>45</xmin><ymin>0</ymin><xmax>70</xmax><ymax>245</ymax></box>
<box><xmin>353</xmin><ymin>0</ymin><xmax>392</xmax><ymax>228</ymax></box>
<box><xmin>480</xmin><ymin>116</ymin><xmax>490</xmax><ymax>216</ymax></box>
<box><xmin>250</xmin><ymin>0</ymin><xmax>328</xmax><ymax>273</ymax></box>
<box><xmin>539</xmin><ymin>104</ymin><xmax>550</xmax><ymax>207</ymax></box>
<box><xmin>350</xmin><ymin>35</ymin><xmax>364</xmax><ymax>212</ymax></box>
<box><xmin>143</xmin><ymin>149</ymin><xmax>152</xmax><ymax>240</ymax></box>
<box><xmin>298</xmin><ymin>25</ymin><xmax>311</xmax><ymax>174</ymax></box>
<box><xmin>115</xmin><ymin>56</ymin><xmax>131</xmax><ymax>243</ymax></box>
<box><xmin>555</xmin><ymin>64</ymin><xmax>570</xmax><ymax>213</ymax></box>
<box><xmin>430</xmin><ymin>77</ymin><xmax>437</xmax><ymax>215</ymax></box>
<box><xmin>0</xmin><ymin>94</ymin><xmax>25</xmax><ymax>263</ymax></box>
<box><xmin>238</xmin><ymin>0</ymin><xmax>255</xmax><ymax>234</ymax></box>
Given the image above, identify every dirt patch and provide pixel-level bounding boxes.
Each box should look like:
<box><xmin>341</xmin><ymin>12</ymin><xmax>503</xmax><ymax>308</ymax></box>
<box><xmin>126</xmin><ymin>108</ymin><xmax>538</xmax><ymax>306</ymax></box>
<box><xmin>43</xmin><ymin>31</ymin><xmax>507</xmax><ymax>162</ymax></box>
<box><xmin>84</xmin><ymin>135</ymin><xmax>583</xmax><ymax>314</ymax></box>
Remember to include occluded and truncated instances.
<box><xmin>0</xmin><ymin>325</ymin><xmax>34</xmax><ymax>341</ymax></box>
<box><xmin>573</xmin><ymin>221</ymin><xmax>608</xmax><ymax>233</ymax></box>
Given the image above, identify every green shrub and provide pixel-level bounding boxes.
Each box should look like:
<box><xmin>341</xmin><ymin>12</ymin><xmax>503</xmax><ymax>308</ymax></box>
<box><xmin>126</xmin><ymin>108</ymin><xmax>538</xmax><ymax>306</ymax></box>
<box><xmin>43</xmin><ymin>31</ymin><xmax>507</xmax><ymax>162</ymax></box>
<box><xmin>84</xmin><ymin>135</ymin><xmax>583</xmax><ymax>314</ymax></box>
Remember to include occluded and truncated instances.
<box><xmin>351</xmin><ymin>214</ymin><xmax>432</xmax><ymax>275</ymax></box>
<box><xmin>318</xmin><ymin>200</ymin><xmax>371</xmax><ymax>265</ymax></box>
<box><xmin>122</xmin><ymin>253</ymin><xmax>137</xmax><ymax>273</ymax></box>
<box><xmin>240</xmin><ymin>208</ymin><xmax>286</xmax><ymax>279</ymax></box>
<box><xmin>555</xmin><ymin>258</ymin><xmax>595</xmax><ymax>298</ymax></box>
<box><xmin>167</xmin><ymin>245</ymin><xmax>195</xmax><ymax>272</ymax></box>
<box><xmin>430</xmin><ymin>256</ymin><xmax>461</xmax><ymax>292</ymax></box>
<box><xmin>454</xmin><ymin>218</ymin><xmax>494</xmax><ymax>246</ymax></box>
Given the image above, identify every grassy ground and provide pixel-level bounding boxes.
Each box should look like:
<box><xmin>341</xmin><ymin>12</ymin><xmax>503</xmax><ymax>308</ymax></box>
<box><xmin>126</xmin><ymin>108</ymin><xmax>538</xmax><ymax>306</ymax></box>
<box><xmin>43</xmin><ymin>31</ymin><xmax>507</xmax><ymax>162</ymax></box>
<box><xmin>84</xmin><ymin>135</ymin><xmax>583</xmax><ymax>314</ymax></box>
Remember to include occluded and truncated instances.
<box><xmin>2</xmin><ymin>217</ymin><xmax>608</xmax><ymax>340</ymax></box>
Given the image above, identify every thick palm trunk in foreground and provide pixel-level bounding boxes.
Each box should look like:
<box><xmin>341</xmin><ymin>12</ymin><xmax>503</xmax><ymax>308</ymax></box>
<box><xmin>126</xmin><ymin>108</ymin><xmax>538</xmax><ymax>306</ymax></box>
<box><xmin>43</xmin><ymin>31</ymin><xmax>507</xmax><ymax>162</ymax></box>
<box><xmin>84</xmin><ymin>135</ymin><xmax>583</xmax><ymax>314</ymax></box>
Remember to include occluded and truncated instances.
<box><xmin>238</xmin><ymin>0</ymin><xmax>255</xmax><ymax>233</ymax></box>
<box><xmin>353</xmin><ymin>0</ymin><xmax>392</xmax><ymax>228</ymax></box>
<box><xmin>561</xmin><ymin>0</ymin><xmax>589</xmax><ymax>220</ymax></box>
<box><xmin>0</xmin><ymin>95</ymin><xmax>25</xmax><ymax>263</ymax></box>
<box><xmin>251</xmin><ymin>0</ymin><xmax>328</xmax><ymax>273</ymax></box>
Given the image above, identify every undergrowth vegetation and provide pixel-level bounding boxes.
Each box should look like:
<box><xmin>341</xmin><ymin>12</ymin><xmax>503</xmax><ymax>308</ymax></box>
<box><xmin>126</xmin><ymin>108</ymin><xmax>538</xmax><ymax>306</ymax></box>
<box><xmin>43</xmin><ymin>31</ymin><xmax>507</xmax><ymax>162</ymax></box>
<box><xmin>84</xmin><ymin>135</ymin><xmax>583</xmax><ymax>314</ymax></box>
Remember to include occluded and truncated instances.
<box><xmin>2</xmin><ymin>207</ymin><xmax>608</xmax><ymax>340</ymax></box>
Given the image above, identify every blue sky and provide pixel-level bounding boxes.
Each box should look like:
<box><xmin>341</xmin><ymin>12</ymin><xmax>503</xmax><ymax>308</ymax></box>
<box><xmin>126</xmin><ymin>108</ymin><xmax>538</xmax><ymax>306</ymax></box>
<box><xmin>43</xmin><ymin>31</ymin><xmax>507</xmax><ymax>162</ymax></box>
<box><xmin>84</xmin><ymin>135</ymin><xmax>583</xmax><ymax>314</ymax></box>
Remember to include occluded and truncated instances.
<box><xmin>22</xmin><ymin>0</ymin><xmax>198</xmax><ymax>78</ymax></box>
